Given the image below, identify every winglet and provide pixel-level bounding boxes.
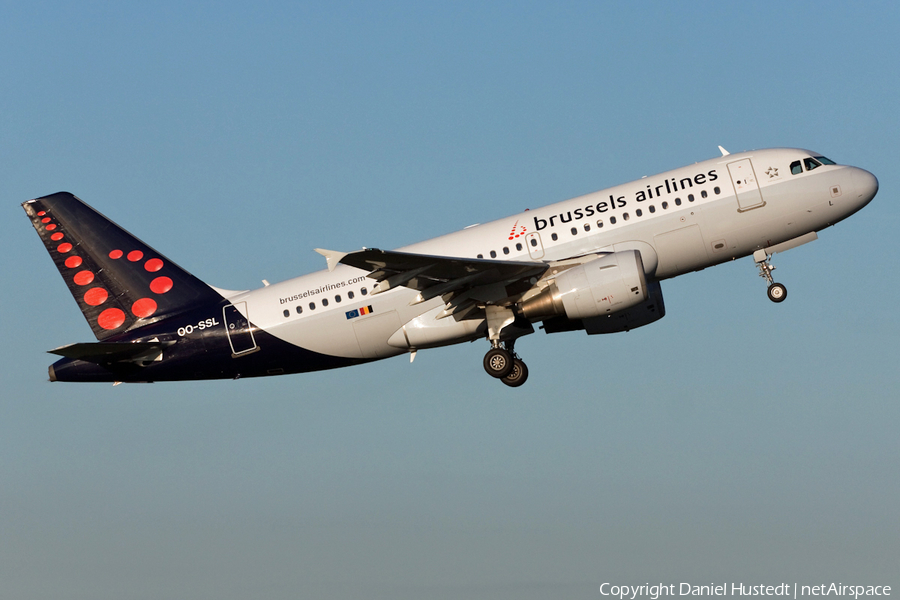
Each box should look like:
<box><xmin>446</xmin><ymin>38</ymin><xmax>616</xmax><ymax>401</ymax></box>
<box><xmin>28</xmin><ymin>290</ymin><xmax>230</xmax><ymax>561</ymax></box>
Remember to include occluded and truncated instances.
<box><xmin>314</xmin><ymin>248</ymin><xmax>349</xmax><ymax>272</ymax></box>
<box><xmin>718</xmin><ymin>145</ymin><xmax>730</xmax><ymax>156</ymax></box>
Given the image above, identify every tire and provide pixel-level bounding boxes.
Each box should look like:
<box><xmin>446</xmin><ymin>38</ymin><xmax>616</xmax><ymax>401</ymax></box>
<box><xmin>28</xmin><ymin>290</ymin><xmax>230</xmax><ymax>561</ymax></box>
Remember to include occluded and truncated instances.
<box><xmin>483</xmin><ymin>348</ymin><xmax>514</xmax><ymax>378</ymax></box>
<box><xmin>501</xmin><ymin>358</ymin><xmax>529</xmax><ymax>388</ymax></box>
<box><xmin>767</xmin><ymin>282</ymin><xmax>787</xmax><ymax>303</ymax></box>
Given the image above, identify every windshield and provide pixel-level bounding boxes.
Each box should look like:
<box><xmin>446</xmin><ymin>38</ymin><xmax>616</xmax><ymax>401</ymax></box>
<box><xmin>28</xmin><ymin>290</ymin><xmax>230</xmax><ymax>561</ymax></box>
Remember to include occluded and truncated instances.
<box><xmin>791</xmin><ymin>155</ymin><xmax>837</xmax><ymax>175</ymax></box>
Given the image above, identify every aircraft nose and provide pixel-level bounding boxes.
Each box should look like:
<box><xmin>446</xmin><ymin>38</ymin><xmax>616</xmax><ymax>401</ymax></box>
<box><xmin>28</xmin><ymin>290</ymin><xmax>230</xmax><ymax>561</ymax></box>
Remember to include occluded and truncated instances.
<box><xmin>853</xmin><ymin>167</ymin><xmax>879</xmax><ymax>205</ymax></box>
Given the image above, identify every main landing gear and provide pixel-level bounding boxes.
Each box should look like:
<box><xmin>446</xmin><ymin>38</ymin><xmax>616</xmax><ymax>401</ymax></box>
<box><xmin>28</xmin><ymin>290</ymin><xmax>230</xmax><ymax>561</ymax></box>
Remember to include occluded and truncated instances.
<box><xmin>482</xmin><ymin>305</ymin><xmax>531</xmax><ymax>387</ymax></box>
<box><xmin>483</xmin><ymin>341</ymin><xmax>529</xmax><ymax>387</ymax></box>
<box><xmin>754</xmin><ymin>250</ymin><xmax>787</xmax><ymax>303</ymax></box>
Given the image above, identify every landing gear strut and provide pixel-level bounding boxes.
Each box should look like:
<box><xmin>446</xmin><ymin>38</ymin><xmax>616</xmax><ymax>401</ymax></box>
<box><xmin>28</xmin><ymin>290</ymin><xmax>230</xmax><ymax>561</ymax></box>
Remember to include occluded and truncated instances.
<box><xmin>482</xmin><ymin>305</ymin><xmax>531</xmax><ymax>386</ymax></box>
<box><xmin>754</xmin><ymin>250</ymin><xmax>787</xmax><ymax>303</ymax></box>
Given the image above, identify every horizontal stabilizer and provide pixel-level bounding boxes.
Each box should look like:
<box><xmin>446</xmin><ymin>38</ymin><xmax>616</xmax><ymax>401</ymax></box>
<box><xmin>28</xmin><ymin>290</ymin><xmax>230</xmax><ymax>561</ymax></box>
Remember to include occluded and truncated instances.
<box><xmin>48</xmin><ymin>341</ymin><xmax>175</xmax><ymax>365</ymax></box>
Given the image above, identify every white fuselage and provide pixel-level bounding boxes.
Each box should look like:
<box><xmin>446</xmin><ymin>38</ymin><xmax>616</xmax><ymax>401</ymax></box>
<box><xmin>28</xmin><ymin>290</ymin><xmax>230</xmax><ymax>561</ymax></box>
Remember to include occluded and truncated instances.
<box><xmin>222</xmin><ymin>148</ymin><xmax>876</xmax><ymax>360</ymax></box>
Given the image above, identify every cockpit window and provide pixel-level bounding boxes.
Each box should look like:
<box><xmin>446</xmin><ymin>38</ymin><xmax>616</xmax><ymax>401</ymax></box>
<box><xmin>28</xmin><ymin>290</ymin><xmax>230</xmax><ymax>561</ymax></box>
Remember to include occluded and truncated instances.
<box><xmin>814</xmin><ymin>155</ymin><xmax>836</xmax><ymax>165</ymax></box>
<box><xmin>790</xmin><ymin>160</ymin><xmax>803</xmax><ymax>175</ymax></box>
<box><xmin>804</xmin><ymin>157</ymin><xmax>822</xmax><ymax>171</ymax></box>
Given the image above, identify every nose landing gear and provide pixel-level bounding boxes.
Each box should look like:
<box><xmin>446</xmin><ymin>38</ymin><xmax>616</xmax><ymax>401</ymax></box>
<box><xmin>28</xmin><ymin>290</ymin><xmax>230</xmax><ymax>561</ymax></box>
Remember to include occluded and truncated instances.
<box><xmin>754</xmin><ymin>250</ymin><xmax>787</xmax><ymax>303</ymax></box>
<box><xmin>767</xmin><ymin>282</ymin><xmax>787</xmax><ymax>302</ymax></box>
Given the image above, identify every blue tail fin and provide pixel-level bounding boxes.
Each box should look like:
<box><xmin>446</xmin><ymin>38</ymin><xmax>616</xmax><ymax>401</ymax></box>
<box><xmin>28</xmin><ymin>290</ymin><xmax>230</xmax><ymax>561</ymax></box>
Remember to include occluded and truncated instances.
<box><xmin>23</xmin><ymin>192</ymin><xmax>223</xmax><ymax>340</ymax></box>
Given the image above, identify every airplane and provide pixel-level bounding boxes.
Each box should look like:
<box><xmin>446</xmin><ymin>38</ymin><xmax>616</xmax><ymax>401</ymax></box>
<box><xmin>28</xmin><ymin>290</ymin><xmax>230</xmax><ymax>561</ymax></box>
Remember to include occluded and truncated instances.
<box><xmin>23</xmin><ymin>147</ymin><xmax>878</xmax><ymax>386</ymax></box>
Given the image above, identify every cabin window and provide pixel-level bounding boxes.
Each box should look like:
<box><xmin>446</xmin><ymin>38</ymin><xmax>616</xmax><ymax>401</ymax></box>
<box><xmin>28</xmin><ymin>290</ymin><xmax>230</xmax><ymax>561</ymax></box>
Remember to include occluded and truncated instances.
<box><xmin>584</xmin><ymin>223</ymin><xmax>590</xmax><ymax>232</ymax></box>
<box><xmin>701</xmin><ymin>190</ymin><xmax>708</xmax><ymax>198</ymax></box>
<box><xmin>516</xmin><ymin>242</ymin><xmax>523</xmax><ymax>251</ymax></box>
<box><xmin>283</xmin><ymin>309</ymin><xmax>289</xmax><ymax>318</ymax></box>
<box><xmin>636</xmin><ymin>209</ymin><xmax>642</xmax><ymax>217</ymax></box>
<box><xmin>296</xmin><ymin>306</ymin><xmax>303</xmax><ymax>314</ymax></box>
<box><xmin>804</xmin><ymin>157</ymin><xmax>822</xmax><ymax>171</ymax></box>
<box><xmin>790</xmin><ymin>160</ymin><xmax>803</xmax><ymax>175</ymax></box>
<box><xmin>335</xmin><ymin>295</ymin><xmax>341</xmax><ymax>303</ymax></box>
<box><xmin>597</xmin><ymin>219</ymin><xmax>604</xmax><ymax>228</ymax></box>
<box><xmin>530</xmin><ymin>238</ymin><xmax>538</xmax><ymax>247</ymax></box>
<box><xmin>570</xmin><ymin>227</ymin><xmax>577</xmax><ymax>235</ymax></box>
<box><xmin>610</xmin><ymin>216</ymin><xmax>617</xmax><ymax>225</ymax></box>
<box><xmin>649</xmin><ymin>205</ymin><xmax>656</xmax><ymax>213</ymax></box>
<box><xmin>714</xmin><ymin>186</ymin><xmax>721</xmax><ymax>194</ymax></box>
<box><xmin>675</xmin><ymin>198</ymin><xmax>682</xmax><ymax>206</ymax></box>
<box><xmin>503</xmin><ymin>246</ymin><xmax>509</xmax><ymax>255</ymax></box>
<box><xmin>662</xmin><ymin>201</ymin><xmax>668</xmax><ymax>209</ymax></box>
<box><xmin>551</xmin><ymin>233</ymin><xmax>558</xmax><ymax>241</ymax></box>
<box><xmin>490</xmin><ymin>250</ymin><xmax>497</xmax><ymax>258</ymax></box>
<box><xmin>477</xmin><ymin>253</ymin><xmax>483</xmax><ymax>259</ymax></box>
<box><xmin>361</xmin><ymin>287</ymin><xmax>368</xmax><ymax>296</ymax></box>
<box><xmin>623</xmin><ymin>212</ymin><xmax>630</xmax><ymax>221</ymax></box>
<box><xmin>309</xmin><ymin>302</ymin><xmax>316</xmax><ymax>310</ymax></box>
<box><xmin>322</xmin><ymin>298</ymin><xmax>329</xmax><ymax>307</ymax></box>
<box><xmin>688</xmin><ymin>194</ymin><xmax>695</xmax><ymax>202</ymax></box>
<box><xmin>348</xmin><ymin>291</ymin><xmax>354</xmax><ymax>300</ymax></box>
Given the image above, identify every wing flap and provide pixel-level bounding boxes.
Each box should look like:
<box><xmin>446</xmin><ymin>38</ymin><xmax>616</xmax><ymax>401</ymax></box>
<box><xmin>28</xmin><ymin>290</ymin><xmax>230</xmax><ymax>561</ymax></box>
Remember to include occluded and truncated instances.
<box><xmin>332</xmin><ymin>248</ymin><xmax>548</xmax><ymax>293</ymax></box>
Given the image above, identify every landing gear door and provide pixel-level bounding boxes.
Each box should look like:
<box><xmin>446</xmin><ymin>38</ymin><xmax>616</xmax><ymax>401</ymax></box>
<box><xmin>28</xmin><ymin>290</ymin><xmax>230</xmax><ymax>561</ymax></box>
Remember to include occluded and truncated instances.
<box><xmin>525</xmin><ymin>232</ymin><xmax>545</xmax><ymax>260</ymax></box>
<box><xmin>223</xmin><ymin>302</ymin><xmax>258</xmax><ymax>356</ymax></box>
<box><xmin>728</xmin><ymin>158</ymin><xmax>765</xmax><ymax>211</ymax></box>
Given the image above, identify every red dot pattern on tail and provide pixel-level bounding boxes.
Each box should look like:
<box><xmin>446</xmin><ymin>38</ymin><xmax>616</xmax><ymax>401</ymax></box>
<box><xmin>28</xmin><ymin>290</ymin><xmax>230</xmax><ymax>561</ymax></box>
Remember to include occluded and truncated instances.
<box><xmin>150</xmin><ymin>276</ymin><xmax>173</xmax><ymax>294</ymax></box>
<box><xmin>35</xmin><ymin>202</ymin><xmax>173</xmax><ymax>333</ymax></box>
<box><xmin>98</xmin><ymin>308</ymin><xmax>126</xmax><ymax>330</ymax></box>
<box><xmin>84</xmin><ymin>287</ymin><xmax>109</xmax><ymax>306</ymax></box>
<box><xmin>73</xmin><ymin>271</ymin><xmax>94</xmax><ymax>286</ymax></box>
<box><xmin>132</xmin><ymin>298</ymin><xmax>158</xmax><ymax>318</ymax></box>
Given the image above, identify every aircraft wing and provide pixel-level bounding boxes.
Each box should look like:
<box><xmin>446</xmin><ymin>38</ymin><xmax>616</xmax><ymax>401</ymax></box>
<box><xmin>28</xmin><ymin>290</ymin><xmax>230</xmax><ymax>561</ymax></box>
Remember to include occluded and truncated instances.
<box><xmin>315</xmin><ymin>247</ymin><xmax>548</xmax><ymax>315</ymax></box>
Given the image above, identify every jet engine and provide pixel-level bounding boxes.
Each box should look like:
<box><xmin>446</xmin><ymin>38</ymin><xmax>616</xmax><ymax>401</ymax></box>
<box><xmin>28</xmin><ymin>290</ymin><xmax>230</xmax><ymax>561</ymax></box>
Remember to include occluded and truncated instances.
<box><xmin>520</xmin><ymin>250</ymin><xmax>649</xmax><ymax>321</ymax></box>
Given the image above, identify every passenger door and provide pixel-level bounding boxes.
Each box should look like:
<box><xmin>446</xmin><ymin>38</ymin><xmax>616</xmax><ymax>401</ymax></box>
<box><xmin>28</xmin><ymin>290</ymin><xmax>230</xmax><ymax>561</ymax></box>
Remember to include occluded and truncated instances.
<box><xmin>728</xmin><ymin>158</ymin><xmax>765</xmax><ymax>211</ymax></box>
<box><xmin>223</xmin><ymin>302</ymin><xmax>258</xmax><ymax>356</ymax></box>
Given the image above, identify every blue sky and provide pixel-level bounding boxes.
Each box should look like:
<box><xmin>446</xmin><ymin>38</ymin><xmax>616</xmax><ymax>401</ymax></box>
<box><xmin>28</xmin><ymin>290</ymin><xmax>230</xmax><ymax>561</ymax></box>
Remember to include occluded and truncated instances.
<box><xmin>2</xmin><ymin>2</ymin><xmax>898</xmax><ymax>598</ymax></box>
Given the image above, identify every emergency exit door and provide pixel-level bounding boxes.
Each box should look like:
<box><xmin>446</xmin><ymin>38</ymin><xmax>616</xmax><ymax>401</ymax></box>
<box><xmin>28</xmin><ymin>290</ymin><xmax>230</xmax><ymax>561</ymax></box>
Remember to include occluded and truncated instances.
<box><xmin>728</xmin><ymin>158</ymin><xmax>765</xmax><ymax>211</ymax></box>
<box><xmin>525</xmin><ymin>232</ymin><xmax>545</xmax><ymax>260</ymax></box>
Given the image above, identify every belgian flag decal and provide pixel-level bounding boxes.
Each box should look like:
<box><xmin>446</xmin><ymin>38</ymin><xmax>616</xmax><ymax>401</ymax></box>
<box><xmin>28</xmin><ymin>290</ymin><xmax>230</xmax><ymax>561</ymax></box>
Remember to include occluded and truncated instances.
<box><xmin>345</xmin><ymin>305</ymin><xmax>374</xmax><ymax>320</ymax></box>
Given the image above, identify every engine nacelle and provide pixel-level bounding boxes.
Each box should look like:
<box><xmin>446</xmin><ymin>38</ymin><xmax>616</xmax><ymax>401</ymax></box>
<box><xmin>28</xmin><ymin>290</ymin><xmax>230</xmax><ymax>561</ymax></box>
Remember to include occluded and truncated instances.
<box><xmin>520</xmin><ymin>250</ymin><xmax>648</xmax><ymax>321</ymax></box>
<box><xmin>541</xmin><ymin>279</ymin><xmax>666</xmax><ymax>335</ymax></box>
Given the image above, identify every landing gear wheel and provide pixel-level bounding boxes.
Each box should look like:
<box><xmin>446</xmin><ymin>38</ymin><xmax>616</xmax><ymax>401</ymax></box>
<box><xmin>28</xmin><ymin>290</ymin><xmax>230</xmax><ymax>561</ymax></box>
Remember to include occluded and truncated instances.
<box><xmin>483</xmin><ymin>348</ymin><xmax>514</xmax><ymax>379</ymax></box>
<box><xmin>767</xmin><ymin>282</ymin><xmax>787</xmax><ymax>303</ymax></box>
<box><xmin>501</xmin><ymin>358</ymin><xmax>529</xmax><ymax>388</ymax></box>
